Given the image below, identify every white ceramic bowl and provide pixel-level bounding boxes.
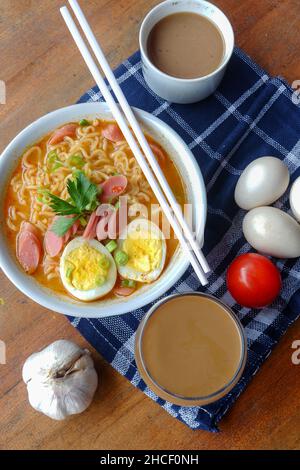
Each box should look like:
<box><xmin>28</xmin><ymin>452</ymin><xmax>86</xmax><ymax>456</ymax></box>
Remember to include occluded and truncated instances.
<box><xmin>0</xmin><ymin>103</ymin><xmax>206</xmax><ymax>318</ymax></box>
<box><xmin>139</xmin><ymin>0</ymin><xmax>234</xmax><ymax>103</ymax></box>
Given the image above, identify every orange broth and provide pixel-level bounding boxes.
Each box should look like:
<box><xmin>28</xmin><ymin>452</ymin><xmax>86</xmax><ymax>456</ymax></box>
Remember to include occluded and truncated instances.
<box><xmin>4</xmin><ymin>120</ymin><xmax>186</xmax><ymax>300</ymax></box>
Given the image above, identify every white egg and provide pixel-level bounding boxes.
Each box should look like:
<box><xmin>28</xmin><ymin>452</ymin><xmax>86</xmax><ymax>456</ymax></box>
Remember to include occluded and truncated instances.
<box><xmin>235</xmin><ymin>157</ymin><xmax>289</xmax><ymax>210</ymax></box>
<box><xmin>243</xmin><ymin>206</ymin><xmax>300</xmax><ymax>258</ymax></box>
<box><xmin>289</xmin><ymin>176</ymin><xmax>300</xmax><ymax>222</ymax></box>
<box><xmin>60</xmin><ymin>237</ymin><xmax>117</xmax><ymax>301</ymax></box>
<box><xmin>116</xmin><ymin>218</ymin><xmax>166</xmax><ymax>283</ymax></box>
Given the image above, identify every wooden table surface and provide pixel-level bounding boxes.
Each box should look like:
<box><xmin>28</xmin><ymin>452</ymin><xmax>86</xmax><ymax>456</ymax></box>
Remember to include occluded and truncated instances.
<box><xmin>1</xmin><ymin>0</ymin><xmax>300</xmax><ymax>451</ymax></box>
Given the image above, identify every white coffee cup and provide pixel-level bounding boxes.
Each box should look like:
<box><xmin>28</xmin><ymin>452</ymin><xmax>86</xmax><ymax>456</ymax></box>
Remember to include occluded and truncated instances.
<box><xmin>139</xmin><ymin>0</ymin><xmax>234</xmax><ymax>104</ymax></box>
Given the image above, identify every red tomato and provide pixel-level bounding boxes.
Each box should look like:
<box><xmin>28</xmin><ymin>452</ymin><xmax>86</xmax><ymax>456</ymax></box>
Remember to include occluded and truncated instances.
<box><xmin>226</xmin><ymin>253</ymin><xmax>281</xmax><ymax>308</ymax></box>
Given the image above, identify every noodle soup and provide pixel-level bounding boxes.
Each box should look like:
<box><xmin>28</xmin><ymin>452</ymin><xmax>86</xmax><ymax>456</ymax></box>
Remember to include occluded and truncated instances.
<box><xmin>4</xmin><ymin>119</ymin><xmax>186</xmax><ymax>302</ymax></box>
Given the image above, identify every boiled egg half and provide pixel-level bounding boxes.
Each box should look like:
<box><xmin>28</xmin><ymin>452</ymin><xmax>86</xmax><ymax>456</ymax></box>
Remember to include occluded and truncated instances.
<box><xmin>60</xmin><ymin>237</ymin><xmax>117</xmax><ymax>301</ymax></box>
<box><xmin>116</xmin><ymin>218</ymin><xmax>166</xmax><ymax>283</ymax></box>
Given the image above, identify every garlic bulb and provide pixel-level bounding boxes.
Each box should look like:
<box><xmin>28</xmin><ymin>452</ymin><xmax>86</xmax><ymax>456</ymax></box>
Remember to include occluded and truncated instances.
<box><xmin>22</xmin><ymin>339</ymin><xmax>98</xmax><ymax>420</ymax></box>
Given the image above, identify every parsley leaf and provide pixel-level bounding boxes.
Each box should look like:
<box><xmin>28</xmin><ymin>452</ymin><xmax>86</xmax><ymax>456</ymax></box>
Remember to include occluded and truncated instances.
<box><xmin>51</xmin><ymin>215</ymin><xmax>80</xmax><ymax>237</ymax></box>
<box><xmin>46</xmin><ymin>172</ymin><xmax>100</xmax><ymax>236</ymax></box>
<box><xmin>47</xmin><ymin>193</ymin><xmax>80</xmax><ymax>216</ymax></box>
<box><xmin>67</xmin><ymin>171</ymin><xmax>98</xmax><ymax>211</ymax></box>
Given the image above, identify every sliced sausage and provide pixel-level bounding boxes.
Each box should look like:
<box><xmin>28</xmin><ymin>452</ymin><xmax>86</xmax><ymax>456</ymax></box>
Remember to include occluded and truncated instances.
<box><xmin>63</xmin><ymin>217</ymin><xmax>80</xmax><ymax>243</ymax></box>
<box><xmin>20</xmin><ymin>221</ymin><xmax>41</xmax><ymax>239</ymax></box>
<box><xmin>44</xmin><ymin>229</ymin><xmax>64</xmax><ymax>258</ymax></box>
<box><xmin>63</xmin><ymin>231</ymin><xmax>71</xmax><ymax>245</ymax></box>
<box><xmin>101</xmin><ymin>123</ymin><xmax>124</xmax><ymax>142</ymax></box>
<box><xmin>113</xmin><ymin>286</ymin><xmax>135</xmax><ymax>297</ymax></box>
<box><xmin>83</xmin><ymin>211</ymin><xmax>100</xmax><ymax>240</ymax></box>
<box><xmin>71</xmin><ymin>219</ymin><xmax>80</xmax><ymax>236</ymax></box>
<box><xmin>44</xmin><ymin>217</ymin><xmax>66</xmax><ymax>257</ymax></box>
<box><xmin>100</xmin><ymin>175</ymin><xmax>127</xmax><ymax>203</ymax></box>
<box><xmin>48</xmin><ymin>124</ymin><xmax>78</xmax><ymax>145</ymax></box>
<box><xmin>17</xmin><ymin>230</ymin><xmax>42</xmax><ymax>274</ymax></box>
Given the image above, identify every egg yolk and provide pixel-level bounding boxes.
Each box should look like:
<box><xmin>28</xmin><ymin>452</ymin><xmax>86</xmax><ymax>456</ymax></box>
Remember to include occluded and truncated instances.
<box><xmin>123</xmin><ymin>230</ymin><xmax>162</xmax><ymax>273</ymax></box>
<box><xmin>64</xmin><ymin>244</ymin><xmax>110</xmax><ymax>291</ymax></box>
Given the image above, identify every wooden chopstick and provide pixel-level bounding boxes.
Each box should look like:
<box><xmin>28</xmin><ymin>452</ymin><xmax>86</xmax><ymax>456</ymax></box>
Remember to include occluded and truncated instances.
<box><xmin>60</xmin><ymin>5</ymin><xmax>209</xmax><ymax>286</ymax></box>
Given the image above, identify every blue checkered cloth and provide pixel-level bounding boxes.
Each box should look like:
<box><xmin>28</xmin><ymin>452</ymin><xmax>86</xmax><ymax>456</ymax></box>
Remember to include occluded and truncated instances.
<box><xmin>69</xmin><ymin>47</ymin><xmax>300</xmax><ymax>432</ymax></box>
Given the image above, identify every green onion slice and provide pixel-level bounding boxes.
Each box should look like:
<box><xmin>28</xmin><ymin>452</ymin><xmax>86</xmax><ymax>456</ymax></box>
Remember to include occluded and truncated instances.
<box><xmin>79</xmin><ymin>216</ymin><xmax>87</xmax><ymax>227</ymax></box>
<box><xmin>37</xmin><ymin>188</ymin><xmax>51</xmax><ymax>204</ymax></box>
<box><xmin>79</xmin><ymin>119</ymin><xmax>90</xmax><ymax>127</ymax></box>
<box><xmin>52</xmin><ymin>162</ymin><xmax>63</xmax><ymax>172</ymax></box>
<box><xmin>67</xmin><ymin>154</ymin><xmax>85</xmax><ymax>169</ymax></box>
<box><xmin>121</xmin><ymin>279</ymin><xmax>136</xmax><ymax>288</ymax></box>
<box><xmin>115</xmin><ymin>250</ymin><xmax>129</xmax><ymax>266</ymax></box>
<box><xmin>47</xmin><ymin>151</ymin><xmax>63</xmax><ymax>172</ymax></box>
<box><xmin>106</xmin><ymin>240</ymin><xmax>117</xmax><ymax>253</ymax></box>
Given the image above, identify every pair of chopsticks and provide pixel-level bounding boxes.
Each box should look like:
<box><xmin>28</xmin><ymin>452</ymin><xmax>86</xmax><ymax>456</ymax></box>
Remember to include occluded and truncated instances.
<box><xmin>60</xmin><ymin>0</ymin><xmax>210</xmax><ymax>285</ymax></box>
